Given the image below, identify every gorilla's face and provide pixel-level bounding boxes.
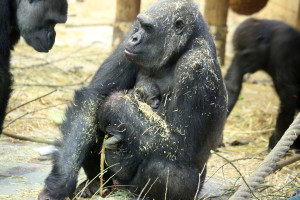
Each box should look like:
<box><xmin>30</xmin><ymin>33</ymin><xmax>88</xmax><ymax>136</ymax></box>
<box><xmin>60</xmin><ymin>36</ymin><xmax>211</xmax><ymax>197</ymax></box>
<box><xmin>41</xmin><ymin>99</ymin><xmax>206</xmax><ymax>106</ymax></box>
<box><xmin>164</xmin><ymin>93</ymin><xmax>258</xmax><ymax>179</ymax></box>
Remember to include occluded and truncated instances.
<box><xmin>124</xmin><ymin>0</ymin><xmax>194</xmax><ymax>74</ymax></box>
<box><xmin>16</xmin><ymin>0</ymin><xmax>68</xmax><ymax>52</ymax></box>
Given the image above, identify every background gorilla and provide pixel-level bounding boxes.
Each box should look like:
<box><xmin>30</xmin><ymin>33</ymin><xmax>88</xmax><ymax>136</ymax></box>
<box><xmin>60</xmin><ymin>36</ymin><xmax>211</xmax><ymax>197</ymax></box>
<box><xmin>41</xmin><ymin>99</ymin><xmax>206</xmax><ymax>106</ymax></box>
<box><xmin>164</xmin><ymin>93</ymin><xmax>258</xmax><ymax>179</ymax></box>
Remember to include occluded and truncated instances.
<box><xmin>225</xmin><ymin>18</ymin><xmax>300</xmax><ymax>151</ymax></box>
<box><xmin>0</xmin><ymin>0</ymin><xmax>68</xmax><ymax>134</ymax></box>
<box><xmin>39</xmin><ymin>0</ymin><xmax>227</xmax><ymax>200</ymax></box>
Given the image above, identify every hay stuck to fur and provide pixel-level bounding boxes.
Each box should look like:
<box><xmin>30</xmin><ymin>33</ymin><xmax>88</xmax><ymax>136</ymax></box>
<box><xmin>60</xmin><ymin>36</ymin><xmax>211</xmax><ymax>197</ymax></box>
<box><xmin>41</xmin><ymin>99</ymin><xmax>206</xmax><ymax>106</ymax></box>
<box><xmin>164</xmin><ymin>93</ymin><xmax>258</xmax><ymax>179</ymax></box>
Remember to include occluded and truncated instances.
<box><xmin>137</xmin><ymin>100</ymin><xmax>171</xmax><ymax>137</ymax></box>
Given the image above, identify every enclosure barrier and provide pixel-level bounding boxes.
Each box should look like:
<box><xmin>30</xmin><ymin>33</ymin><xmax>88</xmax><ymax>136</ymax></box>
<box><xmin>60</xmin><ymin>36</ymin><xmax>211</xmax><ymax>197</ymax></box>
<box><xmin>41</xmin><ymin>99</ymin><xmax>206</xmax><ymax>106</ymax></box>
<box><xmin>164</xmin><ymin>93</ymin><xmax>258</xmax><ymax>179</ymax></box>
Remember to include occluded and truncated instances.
<box><xmin>229</xmin><ymin>113</ymin><xmax>300</xmax><ymax>200</ymax></box>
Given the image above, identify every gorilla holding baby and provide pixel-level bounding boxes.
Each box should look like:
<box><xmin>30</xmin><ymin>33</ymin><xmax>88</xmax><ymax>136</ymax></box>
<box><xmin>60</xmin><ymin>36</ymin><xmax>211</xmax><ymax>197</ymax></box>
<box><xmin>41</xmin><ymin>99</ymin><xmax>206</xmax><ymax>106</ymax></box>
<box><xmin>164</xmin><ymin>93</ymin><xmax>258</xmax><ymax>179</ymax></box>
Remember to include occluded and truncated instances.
<box><xmin>39</xmin><ymin>0</ymin><xmax>227</xmax><ymax>199</ymax></box>
<box><xmin>0</xmin><ymin>0</ymin><xmax>68</xmax><ymax>134</ymax></box>
<box><xmin>225</xmin><ymin>18</ymin><xmax>300</xmax><ymax>151</ymax></box>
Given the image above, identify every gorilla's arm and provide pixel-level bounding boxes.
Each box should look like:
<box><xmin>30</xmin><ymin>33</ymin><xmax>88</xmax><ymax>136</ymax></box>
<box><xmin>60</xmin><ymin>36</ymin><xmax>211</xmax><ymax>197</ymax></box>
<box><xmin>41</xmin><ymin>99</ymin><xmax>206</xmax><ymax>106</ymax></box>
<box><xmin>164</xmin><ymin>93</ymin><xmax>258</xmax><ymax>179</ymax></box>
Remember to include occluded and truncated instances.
<box><xmin>167</xmin><ymin>44</ymin><xmax>227</xmax><ymax>158</ymax></box>
<box><xmin>41</xmin><ymin>42</ymin><xmax>138</xmax><ymax>199</ymax></box>
<box><xmin>224</xmin><ymin>56</ymin><xmax>245</xmax><ymax>115</ymax></box>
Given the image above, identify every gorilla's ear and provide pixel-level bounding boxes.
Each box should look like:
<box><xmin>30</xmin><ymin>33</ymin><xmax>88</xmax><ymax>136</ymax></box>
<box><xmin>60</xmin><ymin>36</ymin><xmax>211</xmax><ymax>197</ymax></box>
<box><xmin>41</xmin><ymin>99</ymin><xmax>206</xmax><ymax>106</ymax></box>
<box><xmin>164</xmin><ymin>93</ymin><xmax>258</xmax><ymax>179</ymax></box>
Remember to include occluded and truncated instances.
<box><xmin>174</xmin><ymin>18</ymin><xmax>186</xmax><ymax>35</ymax></box>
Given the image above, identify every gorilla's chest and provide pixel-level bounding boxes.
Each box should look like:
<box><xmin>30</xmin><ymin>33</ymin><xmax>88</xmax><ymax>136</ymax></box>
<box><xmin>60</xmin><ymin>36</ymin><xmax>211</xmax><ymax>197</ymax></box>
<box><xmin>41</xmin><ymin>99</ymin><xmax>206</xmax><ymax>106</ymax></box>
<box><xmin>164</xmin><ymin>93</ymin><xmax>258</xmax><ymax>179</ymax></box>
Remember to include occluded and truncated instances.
<box><xmin>136</xmin><ymin>70</ymin><xmax>174</xmax><ymax>94</ymax></box>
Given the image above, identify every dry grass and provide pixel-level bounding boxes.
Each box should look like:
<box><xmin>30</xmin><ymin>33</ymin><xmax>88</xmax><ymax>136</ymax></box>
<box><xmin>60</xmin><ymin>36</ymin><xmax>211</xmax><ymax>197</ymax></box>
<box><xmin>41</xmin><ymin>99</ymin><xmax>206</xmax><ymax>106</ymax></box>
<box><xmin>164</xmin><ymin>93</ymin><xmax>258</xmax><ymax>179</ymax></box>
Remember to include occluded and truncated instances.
<box><xmin>0</xmin><ymin>0</ymin><xmax>299</xmax><ymax>199</ymax></box>
<box><xmin>213</xmin><ymin>69</ymin><xmax>299</xmax><ymax>199</ymax></box>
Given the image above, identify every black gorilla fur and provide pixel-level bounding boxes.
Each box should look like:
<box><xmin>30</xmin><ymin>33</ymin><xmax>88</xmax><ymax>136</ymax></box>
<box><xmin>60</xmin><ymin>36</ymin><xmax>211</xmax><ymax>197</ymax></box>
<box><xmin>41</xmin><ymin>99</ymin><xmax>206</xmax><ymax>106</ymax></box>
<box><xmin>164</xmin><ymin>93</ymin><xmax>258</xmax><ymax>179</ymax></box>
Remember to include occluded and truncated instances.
<box><xmin>0</xmin><ymin>0</ymin><xmax>68</xmax><ymax>134</ymax></box>
<box><xmin>225</xmin><ymin>18</ymin><xmax>300</xmax><ymax>151</ymax></box>
<box><xmin>39</xmin><ymin>1</ymin><xmax>227</xmax><ymax>200</ymax></box>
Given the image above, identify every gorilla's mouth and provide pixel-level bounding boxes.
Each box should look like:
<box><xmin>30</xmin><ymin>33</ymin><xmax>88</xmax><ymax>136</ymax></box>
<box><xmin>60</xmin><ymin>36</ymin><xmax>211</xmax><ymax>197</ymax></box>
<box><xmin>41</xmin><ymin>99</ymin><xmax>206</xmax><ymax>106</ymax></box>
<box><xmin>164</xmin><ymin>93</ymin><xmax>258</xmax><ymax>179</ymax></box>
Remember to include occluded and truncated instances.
<box><xmin>36</xmin><ymin>39</ymin><xmax>50</xmax><ymax>52</ymax></box>
<box><xmin>124</xmin><ymin>48</ymin><xmax>140</xmax><ymax>57</ymax></box>
<box><xmin>28</xmin><ymin>30</ymin><xmax>55</xmax><ymax>53</ymax></box>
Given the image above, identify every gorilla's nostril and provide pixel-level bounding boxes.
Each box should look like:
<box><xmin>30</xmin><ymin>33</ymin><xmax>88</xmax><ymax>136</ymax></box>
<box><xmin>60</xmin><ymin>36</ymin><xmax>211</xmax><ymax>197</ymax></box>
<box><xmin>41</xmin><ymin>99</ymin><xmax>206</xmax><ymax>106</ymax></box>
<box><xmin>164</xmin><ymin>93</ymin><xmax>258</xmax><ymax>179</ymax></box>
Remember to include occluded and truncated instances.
<box><xmin>131</xmin><ymin>33</ymin><xmax>141</xmax><ymax>45</ymax></box>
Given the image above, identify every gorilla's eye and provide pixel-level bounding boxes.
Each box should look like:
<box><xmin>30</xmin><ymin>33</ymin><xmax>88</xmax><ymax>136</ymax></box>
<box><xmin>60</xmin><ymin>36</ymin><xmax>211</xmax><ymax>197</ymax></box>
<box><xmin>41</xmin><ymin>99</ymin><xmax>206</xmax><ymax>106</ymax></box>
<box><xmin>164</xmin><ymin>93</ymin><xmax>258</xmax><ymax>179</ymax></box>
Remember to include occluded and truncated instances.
<box><xmin>133</xmin><ymin>25</ymin><xmax>139</xmax><ymax>33</ymax></box>
<box><xmin>175</xmin><ymin>18</ymin><xmax>185</xmax><ymax>30</ymax></box>
<box><xmin>142</xmin><ymin>24</ymin><xmax>153</xmax><ymax>32</ymax></box>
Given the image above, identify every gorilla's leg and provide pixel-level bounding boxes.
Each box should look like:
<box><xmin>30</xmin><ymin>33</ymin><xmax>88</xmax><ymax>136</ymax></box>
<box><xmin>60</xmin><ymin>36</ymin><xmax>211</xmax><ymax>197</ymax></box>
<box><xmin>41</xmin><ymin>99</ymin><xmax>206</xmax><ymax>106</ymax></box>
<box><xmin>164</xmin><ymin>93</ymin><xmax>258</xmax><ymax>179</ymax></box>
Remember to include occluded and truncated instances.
<box><xmin>269</xmin><ymin>98</ymin><xmax>298</xmax><ymax>150</ymax></box>
<box><xmin>131</xmin><ymin>159</ymin><xmax>205</xmax><ymax>200</ymax></box>
<box><xmin>0</xmin><ymin>68</ymin><xmax>12</xmax><ymax>134</ymax></box>
<box><xmin>224</xmin><ymin>57</ymin><xmax>245</xmax><ymax>115</ymax></box>
<box><xmin>98</xmin><ymin>92</ymin><xmax>143</xmax><ymax>186</ymax></box>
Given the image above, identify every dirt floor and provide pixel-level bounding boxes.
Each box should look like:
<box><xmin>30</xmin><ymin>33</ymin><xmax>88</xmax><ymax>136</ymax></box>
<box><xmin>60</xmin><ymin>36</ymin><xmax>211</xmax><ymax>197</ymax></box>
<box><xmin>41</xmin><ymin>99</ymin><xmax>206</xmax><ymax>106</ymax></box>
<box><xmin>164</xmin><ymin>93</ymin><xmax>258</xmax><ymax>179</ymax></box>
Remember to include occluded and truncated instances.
<box><xmin>0</xmin><ymin>0</ymin><xmax>299</xmax><ymax>199</ymax></box>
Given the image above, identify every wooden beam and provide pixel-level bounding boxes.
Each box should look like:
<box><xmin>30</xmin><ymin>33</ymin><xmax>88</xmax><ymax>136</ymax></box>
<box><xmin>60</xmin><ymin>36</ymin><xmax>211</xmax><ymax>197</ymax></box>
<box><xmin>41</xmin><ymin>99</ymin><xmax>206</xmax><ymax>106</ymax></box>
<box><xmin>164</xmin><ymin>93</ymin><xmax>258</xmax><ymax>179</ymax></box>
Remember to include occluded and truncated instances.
<box><xmin>297</xmin><ymin>0</ymin><xmax>300</xmax><ymax>29</ymax></box>
<box><xmin>204</xmin><ymin>0</ymin><xmax>229</xmax><ymax>65</ymax></box>
<box><xmin>113</xmin><ymin>0</ymin><xmax>141</xmax><ymax>47</ymax></box>
<box><xmin>116</xmin><ymin>0</ymin><xmax>140</xmax><ymax>21</ymax></box>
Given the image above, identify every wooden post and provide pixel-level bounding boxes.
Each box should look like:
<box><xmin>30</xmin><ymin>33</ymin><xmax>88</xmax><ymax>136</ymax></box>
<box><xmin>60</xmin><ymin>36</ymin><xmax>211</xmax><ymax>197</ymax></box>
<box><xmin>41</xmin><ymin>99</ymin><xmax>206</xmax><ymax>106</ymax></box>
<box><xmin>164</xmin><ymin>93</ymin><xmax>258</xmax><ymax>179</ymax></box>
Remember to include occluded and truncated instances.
<box><xmin>297</xmin><ymin>0</ymin><xmax>300</xmax><ymax>29</ymax></box>
<box><xmin>204</xmin><ymin>0</ymin><xmax>229</xmax><ymax>66</ymax></box>
<box><xmin>113</xmin><ymin>0</ymin><xmax>141</xmax><ymax>47</ymax></box>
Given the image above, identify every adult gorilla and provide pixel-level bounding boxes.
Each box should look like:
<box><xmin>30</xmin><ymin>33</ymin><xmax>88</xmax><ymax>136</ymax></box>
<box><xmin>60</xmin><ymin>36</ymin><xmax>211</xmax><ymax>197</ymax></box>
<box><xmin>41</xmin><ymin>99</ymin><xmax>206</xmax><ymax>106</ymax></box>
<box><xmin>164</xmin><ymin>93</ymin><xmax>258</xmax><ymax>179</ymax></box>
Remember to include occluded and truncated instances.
<box><xmin>224</xmin><ymin>18</ymin><xmax>300</xmax><ymax>151</ymax></box>
<box><xmin>39</xmin><ymin>0</ymin><xmax>227</xmax><ymax>200</ymax></box>
<box><xmin>0</xmin><ymin>0</ymin><xmax>68</xmax><ymax>134</ymax></box>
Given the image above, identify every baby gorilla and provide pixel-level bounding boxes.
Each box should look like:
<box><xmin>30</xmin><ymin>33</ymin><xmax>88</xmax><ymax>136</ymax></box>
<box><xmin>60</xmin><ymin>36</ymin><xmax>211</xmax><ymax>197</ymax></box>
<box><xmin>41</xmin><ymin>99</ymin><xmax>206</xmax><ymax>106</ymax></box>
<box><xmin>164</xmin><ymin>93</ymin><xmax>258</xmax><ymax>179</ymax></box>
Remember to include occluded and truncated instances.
<box><xmin>225</xmin><ymin>18</ymin><xmax>300</xmax><ymax>151</ymax></box>
<box><xmin>131</xmin><ymin>79</ymin><xmax>161</xmax><ymax>109</ymax></box>
<box><xmin>102</xmin><ymin>79</ymin><xmax>161</xmax><ymax>149</ymax></box>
